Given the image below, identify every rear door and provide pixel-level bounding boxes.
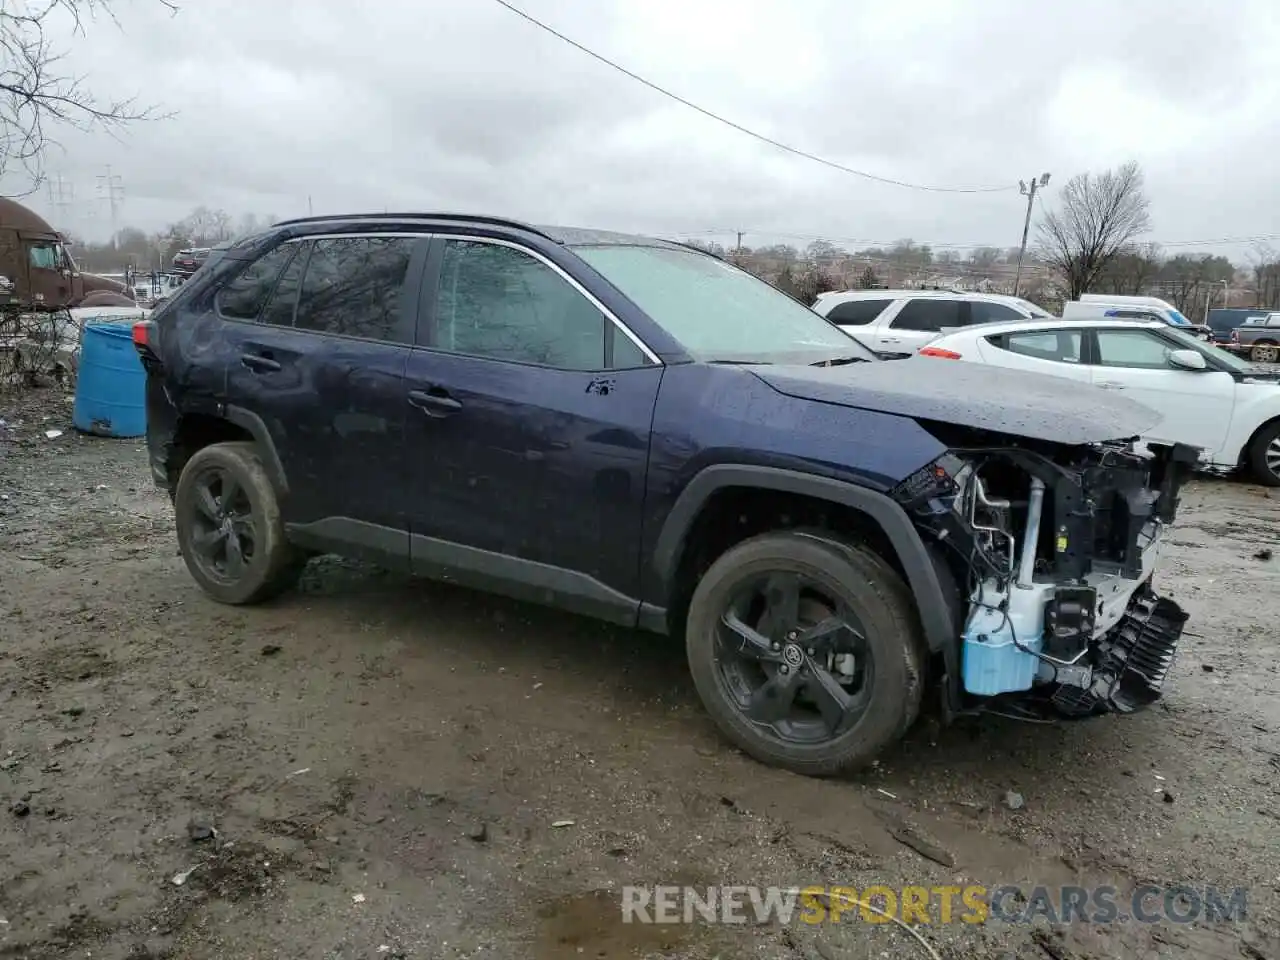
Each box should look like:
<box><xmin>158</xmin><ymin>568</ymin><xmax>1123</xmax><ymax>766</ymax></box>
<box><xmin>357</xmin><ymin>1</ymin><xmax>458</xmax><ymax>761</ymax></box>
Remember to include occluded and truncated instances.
<box><xmin>220</xmin><ymin>234</ymin><xmax>427</xmax><ymax>556</ymax></box>
<box><xmin>1086</xmin><ymin>326</ymin><xmax>1235</xmax><ymax>458</ymax></box>
<box><xmin>404</xmin><ymin>235</ymin><xmax>662</xmax><ymax>621</ymax></box>
<box><xmin>878</xmin><ymin>298</ymin><xmax>966</xmax><ymax>357</ymax></box>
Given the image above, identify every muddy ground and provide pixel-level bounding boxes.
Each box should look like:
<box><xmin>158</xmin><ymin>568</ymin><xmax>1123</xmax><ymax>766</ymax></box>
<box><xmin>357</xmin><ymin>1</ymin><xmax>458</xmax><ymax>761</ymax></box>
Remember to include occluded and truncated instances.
<box><xmin>1</xmin><ymin>386</ymin><xmax>1277</xmax><ymax>960</ymax></box>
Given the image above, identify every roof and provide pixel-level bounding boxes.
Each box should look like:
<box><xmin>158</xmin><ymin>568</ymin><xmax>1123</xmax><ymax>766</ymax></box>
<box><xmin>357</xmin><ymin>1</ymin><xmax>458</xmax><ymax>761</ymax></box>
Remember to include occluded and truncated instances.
<box><xmin>816</xmin><ymin>288</ymin><xmax>1039</xmax><ymax>307</ymax></box>
<box><xmin>268</xmin><ymin>212</ymin><xmax>689</xmax><ymax>251</ymax></box>
<box><xmin>0</xmin><ymin>197</ymin><xmax>57</xmax><ymax>234</ymax></box>
<box><xmin>933</xmin><ymin>316</ymin><xmax>1167</xmax><ymax>338</ymax></box>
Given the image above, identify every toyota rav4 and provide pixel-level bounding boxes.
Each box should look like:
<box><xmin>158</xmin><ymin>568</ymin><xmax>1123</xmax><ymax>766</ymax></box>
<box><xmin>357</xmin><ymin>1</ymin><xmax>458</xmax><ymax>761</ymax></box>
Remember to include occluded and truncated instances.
<box><xmin>133</xmin><ymin>213</ymin><xmax>1198</xmax><ymax>776</ymax></box>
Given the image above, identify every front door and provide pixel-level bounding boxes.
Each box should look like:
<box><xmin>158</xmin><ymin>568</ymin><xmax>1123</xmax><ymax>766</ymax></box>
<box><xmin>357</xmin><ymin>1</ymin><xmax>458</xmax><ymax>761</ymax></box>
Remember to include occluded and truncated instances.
<box><xmin>1087</xmin><ymin>326</ymin><xmax>1235</xmax><ymax>459</ymax></box>
<box><xmin>219</xmin><ymin>234</ymin><xmax>427</xmax><ymax>559</ymax></box>
<box><xmin>404</xmin><ymin>236</ymin><xmax>662</xmax><ymax>622</ymax></box>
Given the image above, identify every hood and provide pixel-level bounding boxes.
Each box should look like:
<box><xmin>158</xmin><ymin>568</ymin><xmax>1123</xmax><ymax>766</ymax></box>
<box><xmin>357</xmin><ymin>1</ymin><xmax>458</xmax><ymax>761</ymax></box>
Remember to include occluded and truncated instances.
<box><xmin>80</xmin><ymin>272</ymin><xmax>128</xmax><ymax>296</ymax></box>
<box><xmin>751</xmin><ymin>357</ymin><xmax>1163</xmax><ymax>445</ymax></box>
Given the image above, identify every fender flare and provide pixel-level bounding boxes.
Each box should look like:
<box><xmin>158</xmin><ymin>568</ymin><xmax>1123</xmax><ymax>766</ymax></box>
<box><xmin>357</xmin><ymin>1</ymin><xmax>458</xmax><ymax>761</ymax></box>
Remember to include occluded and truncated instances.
<box><xmin>653</xmin><ymin>465</ymin><xmax>957</xmax><ymax>657</ymax></box>
<box><xmin>223</xmin><ymin>404</ymin><xmax>289</xmax><ymax>495</ymax></box>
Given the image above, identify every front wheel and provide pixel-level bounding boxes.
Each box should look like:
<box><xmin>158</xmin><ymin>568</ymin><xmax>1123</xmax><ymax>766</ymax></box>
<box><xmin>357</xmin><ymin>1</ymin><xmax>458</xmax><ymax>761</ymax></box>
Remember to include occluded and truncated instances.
<box><xmin>1247</xmin><ymin>422</ymin><xmax>1280</xmax><ymax>488</ymax></box>
<box><xmin>174</xmin><ymin>441</ymin><xmax>304</xmax><ymax>604</ymax></box>
<box><xmin>685</xmin><ymin>531</ymin><xmax>925</xmax><ymax>776</ymax></box>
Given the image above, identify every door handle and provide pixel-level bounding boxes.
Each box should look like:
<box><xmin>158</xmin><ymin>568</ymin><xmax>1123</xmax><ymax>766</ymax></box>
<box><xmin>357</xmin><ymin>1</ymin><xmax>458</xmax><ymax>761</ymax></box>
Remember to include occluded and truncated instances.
<box><xmin>881</xmin><ymin>337</ymin><xmax>901</xmax><ymax>344</ymax></box>
<box><xmin>241</xmin><ymin>353</ymin><xmax>281</xmax><ymax>373</ymax></box>
<box><xmin>1096</xmin><ymin>381</ymin><xmax>1126</xmax><ymax>390</ymax></box>
<box><xmin>408</xmin><ymin>388</ymin><xmax>462</xmax><ymax>416</ymax></box>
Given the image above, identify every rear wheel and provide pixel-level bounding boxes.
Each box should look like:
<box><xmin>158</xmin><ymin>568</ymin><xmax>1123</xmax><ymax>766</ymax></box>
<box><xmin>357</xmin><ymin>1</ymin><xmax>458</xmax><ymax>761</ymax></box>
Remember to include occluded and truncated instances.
<box><xmin>1247</xmin><ymin>421</ymin><xmax>1280</xmax><ymax>487</ymax></box>
<box><xmin>685</xmin><ymin>531</ymin><xmax>925</xmax><ymax>776</ymax></box>
<box><xmin>1250</xmin><ymin>342</ymin><xmax>1278</xmax><ymax>363</ymax></box>
<box><xmin>174</xmin><ymin>441</ymin><xmax>304</xmax><ymax>604</ymax></box>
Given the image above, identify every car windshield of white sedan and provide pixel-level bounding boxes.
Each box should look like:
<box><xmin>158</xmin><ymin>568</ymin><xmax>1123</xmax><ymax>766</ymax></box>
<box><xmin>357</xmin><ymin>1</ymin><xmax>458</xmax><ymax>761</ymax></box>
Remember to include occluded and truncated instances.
<box><xmin>1013</xmin><ymin>297</ymin><xmax>1053</xmax><ymax>318</ymax></box>
<box><xmin>575</xmin><ymin>245</ymin><xmax>871</xmax><ymax>363</ymax></box>
<box><xmin>1163</xmin><ymin>326</ymin><xmax>1253</xmax><ymax>373</ymax></box>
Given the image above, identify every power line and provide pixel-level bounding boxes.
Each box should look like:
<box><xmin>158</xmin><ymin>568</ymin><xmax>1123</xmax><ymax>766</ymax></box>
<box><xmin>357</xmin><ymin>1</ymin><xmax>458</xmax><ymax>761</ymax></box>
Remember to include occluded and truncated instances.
<box><xmin>487</xmin><ymin>0</ymin><xmax>1017</xmax><ymax>195</ymax></box>
<box><xmin>683</xmin><ymin>227</ymin><xmax>1280</xmax><ymax>251</ymax></box>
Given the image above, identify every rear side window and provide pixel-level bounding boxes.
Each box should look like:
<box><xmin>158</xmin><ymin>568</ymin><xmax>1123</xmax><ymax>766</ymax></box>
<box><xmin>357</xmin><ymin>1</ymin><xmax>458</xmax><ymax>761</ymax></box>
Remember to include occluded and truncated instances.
<box><xmin>890</xmin><ymin>299</ymin><xmax>964</xmax><ymax>332</ymax></box>
<box><xmin>969</xmin><ymin>301</ymin><xmax>1026</xmax><ymax>325</ymax></box>
<box><xmin>825</xmin><ymin>299</ymin><xmax>891</xmax><ymax>326</ymax></box>
<box><xmin>990</xmin><ymin>330</ymin><xmax>1082</xmax><ymax>363</ymax></box>
<box><xmin>293</xmin><ymin>237</ymin><xmax>418</xmax><ymax>343</ymax></box>
<box><xmin>216</xmin><ymin>244</ymin><xmax>297</xmax><ymax>320</ymax></box>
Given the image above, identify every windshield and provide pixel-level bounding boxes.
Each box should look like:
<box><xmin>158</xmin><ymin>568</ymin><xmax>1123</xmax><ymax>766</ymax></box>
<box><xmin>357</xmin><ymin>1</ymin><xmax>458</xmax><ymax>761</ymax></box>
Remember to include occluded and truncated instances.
<box><xmin>1163</xmin><ymin>326</ymin><xmax>1254</xmax><ymax>373</ymax></box>
<box><xmin>574</xmin><ymin>245</ymin><xmax>872</xmax><ymax>363</ymax></box>
<box><xmin>1013</xmin><ymin>297</ymin><xmax>1053</xmax><ymax>319</ymax></box>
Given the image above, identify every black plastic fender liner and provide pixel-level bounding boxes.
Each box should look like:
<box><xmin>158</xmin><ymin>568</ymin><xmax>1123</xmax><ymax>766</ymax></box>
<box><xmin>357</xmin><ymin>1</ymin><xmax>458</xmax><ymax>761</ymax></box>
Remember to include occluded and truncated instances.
<box><xmin>222</xmin><ymin>404</ymin><xmax>289</xmax><ymax>495</ymax></box>
<box><xmin>653</xmin><ymin>465</ymin><xmax>958</xmax><ymax>657</ymax></box>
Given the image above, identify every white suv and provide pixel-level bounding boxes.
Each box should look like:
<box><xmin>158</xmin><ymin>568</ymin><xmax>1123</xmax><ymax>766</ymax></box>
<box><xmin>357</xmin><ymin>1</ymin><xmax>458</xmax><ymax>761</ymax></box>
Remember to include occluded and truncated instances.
<box><xmin>812</xmin><ymin>289</ymin><xmax>1054</xmax><ymax>358</ymax></box>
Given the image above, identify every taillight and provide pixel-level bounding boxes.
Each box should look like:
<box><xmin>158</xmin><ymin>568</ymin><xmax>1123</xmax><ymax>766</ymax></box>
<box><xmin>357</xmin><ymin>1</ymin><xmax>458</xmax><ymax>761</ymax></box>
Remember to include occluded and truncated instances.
<box><xmin>919</xmin><ymin>346</ymin><xmax>962</xmax><ymax>359</ymax></box>
<box><xmin>131</xmin><ymin>320</ymin><xmax>150</xmax><ymax>349</ymax></box>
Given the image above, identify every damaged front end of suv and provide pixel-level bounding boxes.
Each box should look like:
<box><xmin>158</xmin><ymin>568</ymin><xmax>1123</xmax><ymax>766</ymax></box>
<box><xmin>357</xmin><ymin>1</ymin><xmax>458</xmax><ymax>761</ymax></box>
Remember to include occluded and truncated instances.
<box><xmin>892</xmin><ymin>429</ymin><xmax>1200</xmax><ymax>721</ymax></box>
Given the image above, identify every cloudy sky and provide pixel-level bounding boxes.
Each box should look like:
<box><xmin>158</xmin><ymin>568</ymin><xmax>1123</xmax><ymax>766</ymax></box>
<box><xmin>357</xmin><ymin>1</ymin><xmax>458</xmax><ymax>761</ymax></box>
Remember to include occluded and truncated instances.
<box><xmin>10</xmin><ymin>0</ymin><xmax>1280</xmax><ymax>258</ymax></box>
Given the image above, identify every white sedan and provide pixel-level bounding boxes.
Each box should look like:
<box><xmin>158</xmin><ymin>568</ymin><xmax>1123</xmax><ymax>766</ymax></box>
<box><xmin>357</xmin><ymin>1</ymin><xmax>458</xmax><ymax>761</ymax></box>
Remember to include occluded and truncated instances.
<box><xmin>920</xmin><ymin>317</ymin><xmax>1280</xmax><ymax>485</ymax></box>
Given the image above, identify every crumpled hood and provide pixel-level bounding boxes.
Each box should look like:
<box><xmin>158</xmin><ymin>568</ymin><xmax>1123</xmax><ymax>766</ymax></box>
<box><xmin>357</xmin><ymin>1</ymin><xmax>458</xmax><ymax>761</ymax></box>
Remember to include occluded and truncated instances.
<box><xmin>751</xmin><ymin>357</ymin><xmax>1163</xmax><ymax>445</ymax></box>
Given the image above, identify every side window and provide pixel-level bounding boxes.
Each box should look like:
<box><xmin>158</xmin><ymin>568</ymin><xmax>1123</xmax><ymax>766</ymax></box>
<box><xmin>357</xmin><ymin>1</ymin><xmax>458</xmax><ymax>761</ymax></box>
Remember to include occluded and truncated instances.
<box><xmin>293</xmin><ymin>236</ymin><xmax>417</xmax><ymax>343</ymax></box>
<box><xmin>993</xmin><ymin>330</ymin><xmax>1082</xmax><ymax>363</ymax></box>
<box><xmin>1095</xmin><ymin>330</ymin><xmax>1174</xmax><ymax>369</ymax></box>
<box><xmin>433</xmin><ymin>240</ymin><xmax>609</xmax><ymax>370</ymax></box>
<box><xmin>826</xmin><ymin>299</ymin><xmax>891</xmax><ymax>326</ymax></box>
<box><xmin>28</xmin><ymin>245</ymin><xmax>58</xmax><ymax>270</ymax></box>
<box><xmin>215</xmin><ymin>244</ymin><xmax>296</xmax><ymax>320</ymax></box>
<box><xmin>969</xmin><ymin>301</ymin><xmax>1025</xmax><ymax>325</ymax></box>
<box><xmin>260</xmin><ymin>243</ymin><xmax>308</xmax><ymax>327</ymax></box>
<box><xmin>890</xmin><ymin>299</ymin><xmax>963</xmax><ymax>332</ymax></box>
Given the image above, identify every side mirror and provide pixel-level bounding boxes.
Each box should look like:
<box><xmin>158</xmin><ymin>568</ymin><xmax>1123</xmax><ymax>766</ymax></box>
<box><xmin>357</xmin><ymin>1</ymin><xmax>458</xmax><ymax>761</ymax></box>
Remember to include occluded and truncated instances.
<box><xmin>1168</xmin><ymin>349</ymin><xmax>1208</xmax><ymax>372</ymax></box>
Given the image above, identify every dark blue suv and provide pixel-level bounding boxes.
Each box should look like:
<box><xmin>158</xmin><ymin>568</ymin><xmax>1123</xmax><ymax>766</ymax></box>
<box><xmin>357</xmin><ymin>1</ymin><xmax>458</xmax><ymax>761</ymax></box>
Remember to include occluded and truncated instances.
<box><xmin>134</xmin><ymin>213</ymin><xmax>1198</xmax><ymax>775</ymax></box>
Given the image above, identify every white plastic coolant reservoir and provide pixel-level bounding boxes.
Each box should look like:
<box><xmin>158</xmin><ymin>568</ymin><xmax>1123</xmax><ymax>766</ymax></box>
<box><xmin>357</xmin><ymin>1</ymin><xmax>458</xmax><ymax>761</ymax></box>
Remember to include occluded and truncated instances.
<box><xmin>960</xmin><ymin>584</ymin><xmax>1048</xmax><ymax>696</ymax></box>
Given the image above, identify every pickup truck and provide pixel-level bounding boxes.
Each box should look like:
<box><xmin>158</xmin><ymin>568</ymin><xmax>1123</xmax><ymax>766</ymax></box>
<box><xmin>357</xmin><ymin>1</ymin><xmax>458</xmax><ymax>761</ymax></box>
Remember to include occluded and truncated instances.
<box><xmin>1229</xmin><ymin>313</ymin><xmax>1280</xmax><ymax>362</ymax></box>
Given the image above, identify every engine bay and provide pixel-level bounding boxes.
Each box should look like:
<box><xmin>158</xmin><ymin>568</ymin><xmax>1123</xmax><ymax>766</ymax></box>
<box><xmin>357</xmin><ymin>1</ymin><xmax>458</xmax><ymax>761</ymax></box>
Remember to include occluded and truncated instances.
<box><xmin>892</xmin><ymin>433</ymin><xmax>1199</xmax><ymax>718</ymax></box>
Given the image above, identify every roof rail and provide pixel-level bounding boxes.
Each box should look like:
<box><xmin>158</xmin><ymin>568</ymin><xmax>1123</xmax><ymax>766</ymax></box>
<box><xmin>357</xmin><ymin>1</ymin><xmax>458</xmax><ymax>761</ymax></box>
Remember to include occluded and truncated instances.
<box><xmin>270</xmin><ymin>212</ymin><xmax>556</xmax><ymax>241</ymax></box>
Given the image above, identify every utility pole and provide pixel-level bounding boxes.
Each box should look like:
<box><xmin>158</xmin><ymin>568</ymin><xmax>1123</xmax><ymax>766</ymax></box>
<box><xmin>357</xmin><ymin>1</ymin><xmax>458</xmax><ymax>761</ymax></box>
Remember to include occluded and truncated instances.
<box><xmin>1013</xmin><ymin>172</ymin><xmax>1050</xmax><ymax>297</ymax></box>
<box><xmin>46</xmin><ymin>174</ymin><xmax>74</xmax><ymax>223</ymax></box>
<box><xmin>97</xmin><ymin>165</ymin><xmax>125</xmax><ymax>246</ymax></box>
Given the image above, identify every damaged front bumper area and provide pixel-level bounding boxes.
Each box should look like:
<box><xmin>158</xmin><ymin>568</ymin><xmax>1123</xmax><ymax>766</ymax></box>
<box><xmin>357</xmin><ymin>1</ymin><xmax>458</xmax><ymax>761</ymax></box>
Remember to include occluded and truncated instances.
<box><xmin>893</xmin><ymin>438</ymin><xmax>1200</xmax><ymax>718</ymax></box>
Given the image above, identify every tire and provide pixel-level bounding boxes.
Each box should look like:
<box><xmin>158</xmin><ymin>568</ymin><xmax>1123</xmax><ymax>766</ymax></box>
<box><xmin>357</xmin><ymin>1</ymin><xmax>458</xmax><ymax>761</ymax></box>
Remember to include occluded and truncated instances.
<box><xmin>173</xmin><ymin>441</ymin><xmax>303</xmax><ymax>604</ymax></box>
<box><xmin>1250</xmin><ymin>342</ymin><xmax>1278</xmax><ymax>363</ymax></box>
<box><xmin>685</xmin><ymin>530</ymin><xmax>925</xmax><ymax>776</ymax></box>
<box><xmin>1247</xmin><ymin>421</ymin><xmax>1280</xmax><ymax>487</ymax></box>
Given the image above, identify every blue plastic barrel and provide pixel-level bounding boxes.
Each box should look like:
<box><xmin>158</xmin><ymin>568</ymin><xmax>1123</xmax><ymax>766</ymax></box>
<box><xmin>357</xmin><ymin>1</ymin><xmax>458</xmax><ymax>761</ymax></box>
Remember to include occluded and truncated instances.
<box><xmin>72</xmin><ymin>321</ymin><xmax>146</xmax><ymax>437</ymax></box>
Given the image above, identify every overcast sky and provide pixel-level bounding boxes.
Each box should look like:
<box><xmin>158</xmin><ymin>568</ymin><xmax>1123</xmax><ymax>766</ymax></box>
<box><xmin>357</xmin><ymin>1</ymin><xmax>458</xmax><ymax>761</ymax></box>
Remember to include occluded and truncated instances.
<box><xmin>10</xmin><ymin>0</ymin><xmax>1279</xmax><ymax>259</ymax></box>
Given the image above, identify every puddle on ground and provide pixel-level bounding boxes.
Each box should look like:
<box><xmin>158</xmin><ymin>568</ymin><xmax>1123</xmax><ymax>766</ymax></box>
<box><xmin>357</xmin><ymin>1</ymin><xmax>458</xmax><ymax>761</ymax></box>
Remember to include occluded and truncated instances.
<box><xmin>534</xmin><ymin>889</ymin><xmax>713</xmax><ymax>959</ymax></box>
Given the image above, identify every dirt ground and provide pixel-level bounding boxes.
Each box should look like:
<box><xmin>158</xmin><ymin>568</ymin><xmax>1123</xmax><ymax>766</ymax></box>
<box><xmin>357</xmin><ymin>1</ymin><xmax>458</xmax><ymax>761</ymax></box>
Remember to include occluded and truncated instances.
<box><xmin>1</xmin><ymin>386</ymin><xmax>1278</xmax><ymax>960</ymax></box>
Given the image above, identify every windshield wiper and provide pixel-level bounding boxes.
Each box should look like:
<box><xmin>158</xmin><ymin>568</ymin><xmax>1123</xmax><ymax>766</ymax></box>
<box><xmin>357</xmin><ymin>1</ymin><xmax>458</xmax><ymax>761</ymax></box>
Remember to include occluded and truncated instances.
<box><xmin>811</xmin><ymin>355</ymin><xmax>870</xmax><ymax>367</ymax></box>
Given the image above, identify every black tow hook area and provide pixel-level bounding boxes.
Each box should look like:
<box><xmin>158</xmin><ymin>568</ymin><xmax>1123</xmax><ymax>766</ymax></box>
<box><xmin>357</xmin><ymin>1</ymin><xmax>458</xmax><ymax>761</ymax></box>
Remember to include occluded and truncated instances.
<box><xmin>1051</xmin><ymin>588</ymin><xmax>1188</xmax><ymax>717</ymax></box>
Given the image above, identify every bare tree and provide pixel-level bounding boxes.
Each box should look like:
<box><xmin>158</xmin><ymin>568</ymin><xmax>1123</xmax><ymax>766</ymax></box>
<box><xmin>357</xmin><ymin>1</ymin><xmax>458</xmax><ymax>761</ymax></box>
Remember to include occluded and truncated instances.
<box><xmin>1093</xmin><ymin>242</ymin><xmax>1164</xmax><ymax>295</ymax></box>
<box><xmin>1</xmin><ymin>0</ymin><xmax>175</xmax><ymax>195</ymax></box>
<box><xmin>1036</xmin><ymin>162</ymin><xmax>1152</xmax><ymax>300</ymax></box>
<box><xmin>1251</xmin><ymin>244</ymin><xmax>1280</xmax><ymax>310</ymax></box>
